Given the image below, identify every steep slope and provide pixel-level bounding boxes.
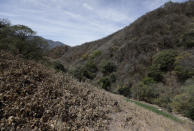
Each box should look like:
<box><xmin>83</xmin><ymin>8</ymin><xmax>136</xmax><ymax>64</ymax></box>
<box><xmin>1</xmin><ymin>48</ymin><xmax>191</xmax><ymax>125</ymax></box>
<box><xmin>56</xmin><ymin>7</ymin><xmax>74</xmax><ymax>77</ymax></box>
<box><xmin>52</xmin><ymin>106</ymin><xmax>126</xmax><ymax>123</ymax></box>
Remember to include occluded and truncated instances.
<box><xmin>0</xmin><ymin>51</ymin><xmax>193</xmax><ymax>131</ymax></box>
<box><xmin>0</xmin><ymin>51</ymin><xmax>118</xmax><ymax>130</ymax></box>
<box><xmin>57</xmin><ymin>1</ymin><xmax>194</xmax><ymax>87</ymax></box>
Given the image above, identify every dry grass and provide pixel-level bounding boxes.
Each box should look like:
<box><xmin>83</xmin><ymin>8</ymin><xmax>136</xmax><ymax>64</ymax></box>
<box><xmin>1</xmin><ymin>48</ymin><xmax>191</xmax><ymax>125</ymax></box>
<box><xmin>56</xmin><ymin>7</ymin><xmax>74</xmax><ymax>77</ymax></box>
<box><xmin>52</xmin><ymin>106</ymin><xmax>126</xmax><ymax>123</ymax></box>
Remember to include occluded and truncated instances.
<box><xmin>0</xmin><ymin>51</ymin><xmax>193</xmax><ymax>131</ymax></box>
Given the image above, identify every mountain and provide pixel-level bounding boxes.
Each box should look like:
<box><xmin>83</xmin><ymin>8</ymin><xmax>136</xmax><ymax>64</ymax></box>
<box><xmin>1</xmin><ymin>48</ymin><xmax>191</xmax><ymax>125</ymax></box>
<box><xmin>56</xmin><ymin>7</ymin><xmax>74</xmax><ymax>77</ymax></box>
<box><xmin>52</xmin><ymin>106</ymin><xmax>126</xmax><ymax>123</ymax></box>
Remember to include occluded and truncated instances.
<box><xmin>53</xmin><ymin>1</ymin><xmax>194</xmax><ymax>120</ymax></box>
<box><xmin>45</xmin><ymin>39</ymin><xmax>65</xmax><ymax>49</ymax></box>
<box><xmin>55</xmin><ymin>1</ymin><xmax>194</xmax><ymax>88</ymax></box>
<box><xmin>58</xmin><ymin>1</ymin><xmax>194</xmax><ymax>86</ymax></box>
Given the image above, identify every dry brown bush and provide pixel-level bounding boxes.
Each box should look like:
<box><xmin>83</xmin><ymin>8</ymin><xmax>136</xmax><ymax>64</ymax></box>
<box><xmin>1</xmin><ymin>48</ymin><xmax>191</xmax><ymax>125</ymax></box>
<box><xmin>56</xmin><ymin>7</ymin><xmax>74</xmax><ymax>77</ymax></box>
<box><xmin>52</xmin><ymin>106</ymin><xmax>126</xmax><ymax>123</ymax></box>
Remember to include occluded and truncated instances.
<box><xmin>0</xmin><ymin>51</ymin><xmax>119</xmax><ymax>131</ymax></box>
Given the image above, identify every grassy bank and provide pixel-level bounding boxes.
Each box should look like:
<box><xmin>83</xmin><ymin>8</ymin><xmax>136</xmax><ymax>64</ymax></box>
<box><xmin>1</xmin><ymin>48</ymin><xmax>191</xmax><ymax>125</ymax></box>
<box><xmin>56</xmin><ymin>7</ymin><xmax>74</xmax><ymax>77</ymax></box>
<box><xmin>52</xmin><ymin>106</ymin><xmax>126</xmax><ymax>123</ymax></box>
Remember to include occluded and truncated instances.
<box><xmin>126</xmin><ymin>99</ymin><xmax>182</xmax><ymax>123</ymax></box>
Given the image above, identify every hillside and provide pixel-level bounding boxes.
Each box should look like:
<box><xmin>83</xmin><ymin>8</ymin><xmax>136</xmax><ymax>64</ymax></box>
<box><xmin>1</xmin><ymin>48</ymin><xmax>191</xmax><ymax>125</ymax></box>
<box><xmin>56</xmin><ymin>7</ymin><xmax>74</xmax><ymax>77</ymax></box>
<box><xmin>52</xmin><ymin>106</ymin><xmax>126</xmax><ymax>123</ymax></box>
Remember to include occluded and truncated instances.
<box><xmin>51</xmin><ymin>1</ymin><xmax>194</xmax><ymax>121</ymax></box>
<box><xmin>0</xmin><ymin>51</ymin><xmax>193</xmax><ymax>131</ymax></box>
<box><xmin>48</xmin><ymin>45</ymin><xmax>70</xmax><ymax>59</ymax></box>
<box><xmin>58</xmin><ymin>1</ymin><xmax>194</xmax><ymax>85</ymax></box>
<box><xmin>0</xmin><ymin>1</ymin><xmax>194</xmax><ymax>130</ymax></box>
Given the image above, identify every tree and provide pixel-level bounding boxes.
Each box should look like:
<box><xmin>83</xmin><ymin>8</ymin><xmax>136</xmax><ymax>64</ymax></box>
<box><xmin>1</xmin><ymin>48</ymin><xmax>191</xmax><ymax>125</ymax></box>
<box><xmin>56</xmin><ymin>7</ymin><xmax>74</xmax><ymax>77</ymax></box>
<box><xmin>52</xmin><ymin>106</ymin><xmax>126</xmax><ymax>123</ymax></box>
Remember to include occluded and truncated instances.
<box><xmin>101</xmin><ymin>61</ymin><xmax>117</xmax><ymax>75</ymax></box>
<box><xmin>0</xmin><ymin>18</ymin><xmax>10</xmax><ymax>28</ymax></box>
<box><xmin>11</xmin><ymin>25</ymin><xmax>35</xmax><ymax>40</ymax></box>
<box><xmin>98</xmin><ymin>77</ymin><xmax>111</xmax><ymax>91</ymax></box>
<box><xmin>171</xmin><ymin>85</ymin><xmax>194</xmax><ymax>120</ymax></box>
<box><xmin>152</xmin><ymin>50</ymin><xmax>177</xmax><ymax>72</ymax></box>
<box><xmin>118</xmin><ymin>84</ymin><xmax>132</xmax><ymax>97</ymax></box>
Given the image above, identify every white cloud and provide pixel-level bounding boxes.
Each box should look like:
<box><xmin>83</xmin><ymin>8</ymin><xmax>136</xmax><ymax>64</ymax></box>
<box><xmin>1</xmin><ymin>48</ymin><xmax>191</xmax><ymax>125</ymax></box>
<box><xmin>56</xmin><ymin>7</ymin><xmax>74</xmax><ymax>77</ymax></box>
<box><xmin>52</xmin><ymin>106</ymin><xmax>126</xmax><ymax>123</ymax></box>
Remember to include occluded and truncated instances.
<box><xmin>98</xmin><ymin>8</ymin><xmax>131</xmax><ymax>23</ymax></box>
<box><xmin>83</xmin><ymin>3</ymin><xmax>94</xmax><ymax>10</ymax></box>
<box><xmin>0</xmin><ymin>12</ymin><xmax>18</xmax><ymax>17</ymax></box>
<box><xmin>0</xmin><ymin>0</ymin><xmax>188</xmax><ymax>46</ymax></box>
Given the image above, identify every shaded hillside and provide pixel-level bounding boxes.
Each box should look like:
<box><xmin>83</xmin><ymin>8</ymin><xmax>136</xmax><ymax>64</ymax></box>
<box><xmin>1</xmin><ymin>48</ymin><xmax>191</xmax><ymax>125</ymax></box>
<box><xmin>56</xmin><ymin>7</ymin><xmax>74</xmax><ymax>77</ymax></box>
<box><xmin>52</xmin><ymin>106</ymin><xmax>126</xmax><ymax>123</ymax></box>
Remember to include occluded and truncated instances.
<box><xmin>55</xmin><ymin>1</ymin><xmax>194</xmax><ymax>120</ymax></box>
<box><xmin>0</xmin><ymin>51</ymin><xmax>193</xmax><ymax>131</ymax></box>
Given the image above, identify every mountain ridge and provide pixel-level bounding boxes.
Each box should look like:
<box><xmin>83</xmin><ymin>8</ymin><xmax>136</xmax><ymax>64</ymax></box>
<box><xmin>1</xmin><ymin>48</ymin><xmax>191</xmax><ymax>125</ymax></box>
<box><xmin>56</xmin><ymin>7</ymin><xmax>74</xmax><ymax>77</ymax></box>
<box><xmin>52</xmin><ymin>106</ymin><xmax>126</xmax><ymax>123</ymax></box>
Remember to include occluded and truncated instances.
<box><xmin>56</xmin><ymin>1</ymin><xmax>194</xmax><ymax>85</ymax></box>
<box><xmin>49</xmin><ymin>1</ymin><xmax>194</xmax><ymax>121</ymax></box>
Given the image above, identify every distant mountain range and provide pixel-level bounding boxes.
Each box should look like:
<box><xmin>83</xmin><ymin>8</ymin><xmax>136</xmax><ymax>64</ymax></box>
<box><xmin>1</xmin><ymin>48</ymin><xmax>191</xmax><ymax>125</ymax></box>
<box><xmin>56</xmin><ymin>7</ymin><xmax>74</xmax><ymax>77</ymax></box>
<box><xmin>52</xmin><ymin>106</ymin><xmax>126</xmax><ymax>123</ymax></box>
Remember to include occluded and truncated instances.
<box><xmin>45</xmin><ymin>39</ymin><xmax>65</xmax><ymax>49</ymax></box>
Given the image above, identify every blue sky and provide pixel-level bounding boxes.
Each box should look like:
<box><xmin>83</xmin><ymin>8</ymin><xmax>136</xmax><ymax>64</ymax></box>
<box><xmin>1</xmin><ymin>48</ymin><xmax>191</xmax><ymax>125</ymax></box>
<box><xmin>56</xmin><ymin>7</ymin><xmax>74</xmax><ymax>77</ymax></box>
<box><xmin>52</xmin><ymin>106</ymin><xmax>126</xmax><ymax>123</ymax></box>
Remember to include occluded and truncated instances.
<box><xmin>0</xmin><ymin>0</ymin><xmax>187</xmax><ymax>46</ymax></box>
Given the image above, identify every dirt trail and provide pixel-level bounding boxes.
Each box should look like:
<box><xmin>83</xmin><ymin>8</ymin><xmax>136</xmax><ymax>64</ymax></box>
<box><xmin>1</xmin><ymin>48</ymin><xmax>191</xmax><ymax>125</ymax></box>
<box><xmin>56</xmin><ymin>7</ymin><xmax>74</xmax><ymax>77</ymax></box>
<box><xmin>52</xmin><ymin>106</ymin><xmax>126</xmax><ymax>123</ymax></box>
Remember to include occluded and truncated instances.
<box><xmin>106</xmin><ymin>93</ymin><xmax>193</xmax><ymax>131</ymax></box>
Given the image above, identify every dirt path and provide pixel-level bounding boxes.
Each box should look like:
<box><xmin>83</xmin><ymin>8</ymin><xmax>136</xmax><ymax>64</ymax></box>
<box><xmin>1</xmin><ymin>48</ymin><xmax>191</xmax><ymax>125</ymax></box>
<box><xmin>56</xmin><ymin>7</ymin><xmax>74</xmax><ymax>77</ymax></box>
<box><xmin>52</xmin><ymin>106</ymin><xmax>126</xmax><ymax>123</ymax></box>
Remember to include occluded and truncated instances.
<box><xmin>106</xmin><ymin>93</ymin><xmax>193</xmax><ymax>131</ymax></box>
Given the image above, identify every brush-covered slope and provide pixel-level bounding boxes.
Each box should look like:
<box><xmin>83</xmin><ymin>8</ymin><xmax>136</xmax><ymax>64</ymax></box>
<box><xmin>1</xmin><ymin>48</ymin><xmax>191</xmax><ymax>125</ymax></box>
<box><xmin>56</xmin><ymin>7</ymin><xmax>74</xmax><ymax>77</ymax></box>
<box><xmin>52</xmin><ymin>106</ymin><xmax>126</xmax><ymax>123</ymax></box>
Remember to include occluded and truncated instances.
<box><xmin>57</xmin><ymin>1</ymin><xmax>194</xmax><ymax>88</ymax></box>
<box><xmin>53</xmin><ymin>1</ymin><xmax>194</xmax><ymax>121</ymax></box>
<box><xmin>0</xmin><ymin>51</ymin><xmax>118</xmax><ymax>130</ymax></box>
<box><xmin>0</xmin><ymin>51</ymin><xmax>193</xmax><ymax>131</ymax></box>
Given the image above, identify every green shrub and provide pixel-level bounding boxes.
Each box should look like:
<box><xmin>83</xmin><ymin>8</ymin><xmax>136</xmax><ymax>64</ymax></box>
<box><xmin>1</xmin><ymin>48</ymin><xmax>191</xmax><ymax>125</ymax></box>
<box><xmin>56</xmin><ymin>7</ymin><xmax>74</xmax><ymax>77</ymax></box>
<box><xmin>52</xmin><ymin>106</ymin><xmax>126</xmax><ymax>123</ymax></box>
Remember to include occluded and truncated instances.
<box><xmin>131</xmin><ymin>83</ymin><xmax>159</xmax><ymax>103</ymax></box>
<box><xmin>98</xmin><ymin>77</ymin><xmax>111</xmax><ymax>91</ymax></box>
<box><xmin>90</xmin><ymin>50</ymin><xmax>101</xmax><ymax>59</ymax></box>
<box><xmin>182</xmin><ymin>32</ymin><xmax>194</xmax><ymax>48</ymax></box>
<box><xmin>83</xmin><ymin>70</ymin><xmax>96</xmax><ymax>80</ymax></box>
<box><xmin>81</xmin><ymin>50</ymin><xmax>101</xmax><ymax>60</ymax></box>
<box><xmin>143</xmin><ymin>77</ymin><xmax>156</xmax><ymax>85</ymax></box>
<box><xmin>148</xmin><ymin>50</ymin><xmax>177</xmax><ymax>81</ymax></box>
<box><xmin>101</xmin><ymin>61</ymin><xmax>117</xmax><ymax>75</ymax></box>
<box><xmin>82</xmin><ymin>61</ymin><xmax>98</xmax><ymax>80</ymax></box>
<box><xmin>152</xmin><ymin>50</ymin><xmax>177</xmax><ymax>72</ymax></box>
<box><xmin>171</xmin><ymin>85</ymin><xmax>194</xmax><ymax>120</ymax></box>
<box><xmin>81</xmin><ymin>52</ymin><xmax>89</xmax><ymax>60</ymax></box>
<box><xmin>154</xmin><ymin>95</ymin><xmax>172</xmax><ymax>111</ymax></box>
<box><xmin>110</xmin><ymin>73</ymin><xmax>116</xmax><ymax>82</ymax></box>
<box><xmin>71</xmin><ymin>61</ymin><xmax>97</xmax><ymax>81</ymax></box>
<box><xmin>53</xmin><ymin>62</ymin><xmax>67</xmax><ymax>73</ymax></box>
<box><xmin>118</xmin><ymin>85</ymin><xmax>131</xmax><ymax>97</ymax></box>
<box><xmin>174</xmin><ymin>65</ymin><xmax>194</xmax><ymax>82</ymax></box>
<box><xmin>85</xmin><ymin>61</ymin><xmax>98</xmax><ymax>73</ymax></box>
<box><xmin>174</xmin><ymin>52</ymin><xmax>194</xmax><ymax>82</ymax></box>
<box><xmin>71</xmin><ymin>66</ymin><xmax>84</xmax><ymax>81</ymax></box>
<box><xmin>148</xmin><ymin>66</ymin><xmax>164</xmax><ymax>82</ymax></box>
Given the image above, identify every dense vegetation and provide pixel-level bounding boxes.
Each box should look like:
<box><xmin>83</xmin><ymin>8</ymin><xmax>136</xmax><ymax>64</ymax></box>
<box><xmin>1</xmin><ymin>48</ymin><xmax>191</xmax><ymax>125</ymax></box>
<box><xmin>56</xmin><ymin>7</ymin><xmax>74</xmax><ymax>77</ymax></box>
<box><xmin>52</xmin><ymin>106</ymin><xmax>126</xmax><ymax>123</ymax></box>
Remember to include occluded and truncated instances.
<box><xmin>0</xmin><ymin>19</ymin><xmax>46</xmax><ymax>60</ymax></box>
<box><xmin>0</xmin><ymin>19</ymin><xmax>66</xmax><ymax>73</ymax></box>
<box><xmin>54</xmin><ymin>1</ymin><xmax>194</xmax><ymax>120</ymax></box>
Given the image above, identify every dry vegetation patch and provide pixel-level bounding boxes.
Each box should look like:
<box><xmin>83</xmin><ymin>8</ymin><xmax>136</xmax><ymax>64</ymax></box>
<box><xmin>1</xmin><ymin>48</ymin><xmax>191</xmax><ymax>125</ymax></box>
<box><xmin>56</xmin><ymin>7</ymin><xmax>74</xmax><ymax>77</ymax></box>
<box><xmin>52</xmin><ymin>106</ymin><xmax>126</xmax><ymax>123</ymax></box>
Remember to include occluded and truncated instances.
<box><xmin>0</xmin><ymin>51</ymin><xmax>120</xmax><ymax>130</ymax></box>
